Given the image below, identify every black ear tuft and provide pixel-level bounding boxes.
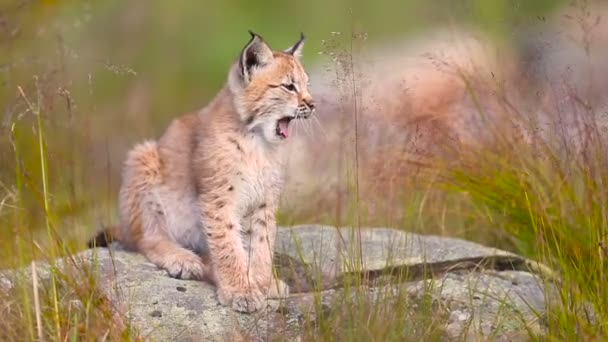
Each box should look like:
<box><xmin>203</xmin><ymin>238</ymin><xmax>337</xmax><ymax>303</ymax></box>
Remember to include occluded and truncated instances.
<box><xmin>238</xmin><ymin>30</ymin><xmax>274</xmax><ymax>83</ymax></box>
<box><xmin>286</xmin><ymin>32</ymin><xmax>306</xmax><ymax>58</ymax></box>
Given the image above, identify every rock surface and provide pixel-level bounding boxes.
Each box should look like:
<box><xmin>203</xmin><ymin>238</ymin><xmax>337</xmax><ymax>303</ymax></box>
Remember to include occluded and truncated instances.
<box><xmin>1</xmin><ymin>225</ymin><xmax>552</xmax><ymax>341</ymax></box>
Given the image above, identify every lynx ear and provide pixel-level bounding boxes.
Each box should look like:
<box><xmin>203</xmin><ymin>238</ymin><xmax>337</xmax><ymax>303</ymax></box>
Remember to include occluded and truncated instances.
<box><xmin>239</xmin><ymin>30</ymin><xmax>274</xmax><ymax>83</ymax></box>
<box><xmin>285</xmin><ymin>32</ymin><xmax>305</xmax><ymax>58</ymax></box>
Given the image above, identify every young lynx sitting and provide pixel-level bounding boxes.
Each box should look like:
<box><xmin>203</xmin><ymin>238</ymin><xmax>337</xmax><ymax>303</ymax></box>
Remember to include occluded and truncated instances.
<box><xmin>90</xmin><ymin>31</ymin><xmax>315</xmax><ymax>312</ymax></box>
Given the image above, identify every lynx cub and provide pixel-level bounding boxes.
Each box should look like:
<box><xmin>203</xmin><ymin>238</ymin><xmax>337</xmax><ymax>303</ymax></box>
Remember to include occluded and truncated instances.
<box><xmin>90</xmin><ymin>31</ymin><xmax>314</xmax><ymax>312</ymax></box>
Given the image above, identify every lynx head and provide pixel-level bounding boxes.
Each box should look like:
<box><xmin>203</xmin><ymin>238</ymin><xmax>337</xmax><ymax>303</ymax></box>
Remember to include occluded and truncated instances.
<box><xmin>228</xmin><ymin>31</ymin><xmax>315</xmax><ymax>144</ymax></box>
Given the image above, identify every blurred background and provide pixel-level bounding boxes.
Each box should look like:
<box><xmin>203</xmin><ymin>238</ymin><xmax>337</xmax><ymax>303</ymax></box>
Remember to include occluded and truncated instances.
<box><xmin>1</xmin><ymin>0</ymin><xmax>606</xmax><ymax>255</ymax></box>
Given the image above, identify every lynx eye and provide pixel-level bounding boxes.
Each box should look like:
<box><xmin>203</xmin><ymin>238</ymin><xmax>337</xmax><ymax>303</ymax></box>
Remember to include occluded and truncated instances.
<box><xmin>282</xmin><ymin>83</ymin><xmax>297</xmax><ymax>92</ymax></box>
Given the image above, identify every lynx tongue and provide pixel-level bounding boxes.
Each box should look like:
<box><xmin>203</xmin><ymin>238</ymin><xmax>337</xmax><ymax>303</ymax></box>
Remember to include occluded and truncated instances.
<box><xmin>277</xmin><ymin>117</ymin><xmax>292</xmax><ymax>139</ymax></box>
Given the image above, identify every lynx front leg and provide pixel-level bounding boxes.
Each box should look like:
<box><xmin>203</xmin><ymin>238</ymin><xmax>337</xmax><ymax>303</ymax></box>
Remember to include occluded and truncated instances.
<box><xmin>201</xmin><ymin>199</ymin><xmax>265</xmax><ymax>313</ymax></box>
<box><xmin>246</xmin><ymin>202</ymin><xmax>289</xmax><ymax>299</ymax></box>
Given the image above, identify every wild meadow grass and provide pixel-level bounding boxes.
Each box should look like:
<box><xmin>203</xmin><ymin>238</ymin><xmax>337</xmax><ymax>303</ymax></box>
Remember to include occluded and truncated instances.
<box><xmin>1</xmin><ymin>0</ymin><xmax>607</xmax><ymax>341</ymax></box>
<box><xmin>287</xmin><ymin>2</ymin><xmax>608</xmax><ymax>339</ymax></box>
<box><xmin>447</xmin><ymin>133</ymin><xmax>608</xmax><ymax>340</ymax></box>
<box><xmin>1</xmin><ymin>80</ymin><xmax>133</xmax><ymax>340</ymax></box>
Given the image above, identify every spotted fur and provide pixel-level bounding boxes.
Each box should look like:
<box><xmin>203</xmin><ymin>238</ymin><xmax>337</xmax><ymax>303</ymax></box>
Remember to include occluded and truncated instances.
<box><xmin>91</xmin><ymin>31</ymin><xmax>314</xmax><ymax>313</ymax></box>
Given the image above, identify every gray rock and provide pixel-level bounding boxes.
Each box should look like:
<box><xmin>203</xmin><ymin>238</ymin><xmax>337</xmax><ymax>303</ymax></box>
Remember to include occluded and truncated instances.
<box><xmin>275</xmin><ymin>225</ymin><xmax>524</xmax><ymax>290</ymax></box>
<box><xmin>411</xmin><ymin>270</ymin><xmax>547</xmax><ymax>341</ymax></box>
<box><xmin>0</xmin><ymin>275</ymin><xmax>11</xmax><ymax>290</ymax></box>
<box><xmin>1</xmin><ymin>225</ymin><xmax>553</xmax><ymax>341</ymax></box>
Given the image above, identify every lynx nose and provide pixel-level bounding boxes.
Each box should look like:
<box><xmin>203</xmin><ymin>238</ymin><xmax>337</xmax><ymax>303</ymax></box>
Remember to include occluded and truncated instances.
<box><xmin>303</xmin><ymin>98</ymin><xmax>315</xmax><ymax>112</ymax></box>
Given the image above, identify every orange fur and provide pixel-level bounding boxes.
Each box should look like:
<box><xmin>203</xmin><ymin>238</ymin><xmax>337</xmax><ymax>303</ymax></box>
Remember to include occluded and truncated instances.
<box><xmin>90</xmin><ymin>32</ymin><xmax>314</xmax><ymax>313</ymax></box>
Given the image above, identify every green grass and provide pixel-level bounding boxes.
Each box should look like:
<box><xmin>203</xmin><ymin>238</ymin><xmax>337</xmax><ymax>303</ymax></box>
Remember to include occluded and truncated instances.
<box><xmin>447</xmin><ymin>139</ymin><xmax>608</xmax><ymax>340</ymax></box>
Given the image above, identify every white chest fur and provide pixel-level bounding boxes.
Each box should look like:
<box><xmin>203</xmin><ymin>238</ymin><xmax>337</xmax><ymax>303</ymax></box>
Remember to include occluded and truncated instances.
<box><xmin>233</xmin><ymin>136</ymin><xmax>285</xmax><ymax>219</ymax></box>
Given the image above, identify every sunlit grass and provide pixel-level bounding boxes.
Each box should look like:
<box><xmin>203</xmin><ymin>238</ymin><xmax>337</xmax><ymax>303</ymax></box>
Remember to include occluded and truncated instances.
<box><xmin>447</xmin><ymin>138</ymin><xmax>608</xmax><ymax>340</ymax></box>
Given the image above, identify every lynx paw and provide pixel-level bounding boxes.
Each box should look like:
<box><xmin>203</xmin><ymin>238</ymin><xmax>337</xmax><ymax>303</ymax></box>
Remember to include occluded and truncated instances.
<box><xmin>267</xmin><ymin>278</ymin><xmax>289</xmax><ymax>299</ymax></box>
<box><xmin>217</xmin><ymin>287</ymin><xmax>265</xmax><ymax>313</ymax></box>
<box><xmin>163</xmin><ymin>252</ymin><xmax>206</xmax><ymax>280</ymax></box>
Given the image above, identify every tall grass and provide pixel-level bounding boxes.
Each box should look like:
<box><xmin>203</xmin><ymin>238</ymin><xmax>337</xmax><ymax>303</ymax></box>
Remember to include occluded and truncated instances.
<box><xmin>446</xmin><ymin>122</ymin><xmax>608</xmax><ymax>339</ymax></box>
<box><xmin>442</xmin><ymin>4</ymin><xmax>608</xmax><ymax>338</ymax></box>
<box><xmin>17</xmin><ymin>80</ymin><xmax>62</xmax><ymax>340</ymax></box>
<box><xmin>1</xmin><ymin>3</ymin><xmax>133</xmax><ymax>338</ymax></box>
<box><xmin>291</xmin><ymin>1</ymin><xmax>608</xmax><ymax>340</ymax></box>
<box><xmin>1</xmin><ymin>79</ymin><xmax>132</xmax><ymax>339</ymax></box>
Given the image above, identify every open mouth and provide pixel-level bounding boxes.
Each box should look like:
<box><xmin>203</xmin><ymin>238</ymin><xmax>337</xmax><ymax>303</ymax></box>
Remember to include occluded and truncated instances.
<box><xmin>276</xmin><ymin>116</ymin><xmax>294</xmax><ymax>139</ymax></box>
